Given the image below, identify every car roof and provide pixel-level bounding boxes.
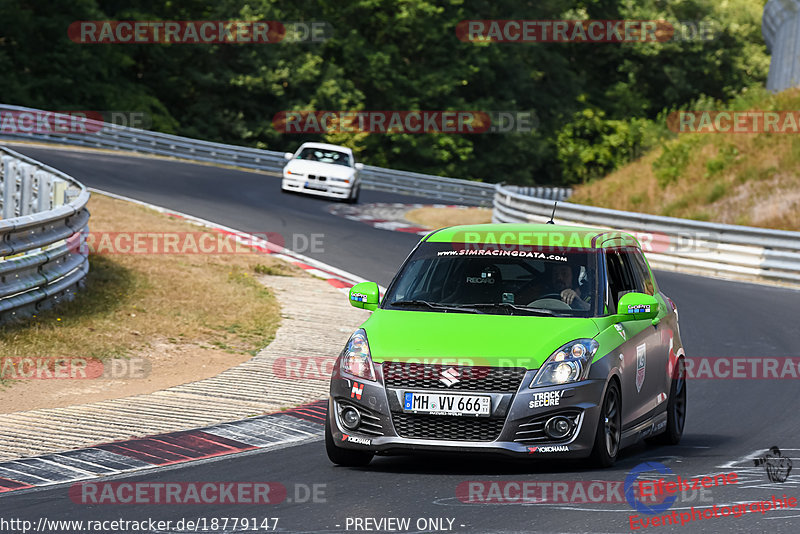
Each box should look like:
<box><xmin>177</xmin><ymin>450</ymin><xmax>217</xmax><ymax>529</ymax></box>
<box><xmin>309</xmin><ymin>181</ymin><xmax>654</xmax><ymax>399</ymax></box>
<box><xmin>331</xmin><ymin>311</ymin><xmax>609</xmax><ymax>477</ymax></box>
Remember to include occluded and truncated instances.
<box><xmin>296</xmin><ymin>142</ymin><xmax>354</xmax><ymax>155</ymax></box>
<box><xmin>424</xmin><ymin>223</ymin><xmax>641</xmax><ymax>249</ymax></box>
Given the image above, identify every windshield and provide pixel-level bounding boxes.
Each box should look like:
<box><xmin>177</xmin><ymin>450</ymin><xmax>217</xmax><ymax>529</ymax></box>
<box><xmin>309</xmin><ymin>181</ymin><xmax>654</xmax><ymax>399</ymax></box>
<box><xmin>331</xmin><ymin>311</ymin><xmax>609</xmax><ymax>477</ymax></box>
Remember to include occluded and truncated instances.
<box><xmin>295</xmin><ymin>147</ymin><xmax>352</xmax><ymax>167</ymax></box>
<box><xmin>383</xmin><ymin>241</ymin><xmax>602</xmax><ymax>316</ymax></box>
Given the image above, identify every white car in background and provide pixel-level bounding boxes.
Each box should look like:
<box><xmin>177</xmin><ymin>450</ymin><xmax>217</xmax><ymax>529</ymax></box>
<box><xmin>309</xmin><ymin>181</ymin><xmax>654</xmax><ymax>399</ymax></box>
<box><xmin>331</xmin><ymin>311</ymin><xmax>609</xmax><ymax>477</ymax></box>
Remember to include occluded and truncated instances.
<box><xmin>281</xmin><ymin>142</ymin><xmax>364</xmax><ymax>203</ymax></box>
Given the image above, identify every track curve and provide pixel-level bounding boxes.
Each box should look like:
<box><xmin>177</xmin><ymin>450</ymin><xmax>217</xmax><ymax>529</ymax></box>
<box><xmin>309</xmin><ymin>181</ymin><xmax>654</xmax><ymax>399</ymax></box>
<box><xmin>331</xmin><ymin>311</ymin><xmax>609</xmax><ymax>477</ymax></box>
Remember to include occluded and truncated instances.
<box><xmin>3</xmin><ymin>144</ymin><xmax>800</xmax><ymax>534</ymax></box>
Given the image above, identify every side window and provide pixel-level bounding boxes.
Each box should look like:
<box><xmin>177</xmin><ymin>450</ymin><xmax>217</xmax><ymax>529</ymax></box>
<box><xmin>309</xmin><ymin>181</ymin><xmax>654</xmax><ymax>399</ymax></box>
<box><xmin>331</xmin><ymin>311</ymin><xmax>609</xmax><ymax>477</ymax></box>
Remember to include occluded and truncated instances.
<box><xmin>605</xmin><ymin>249</ymin><xmax>639</xmax><ymax>313</ymax></box>
<box><xmin>391</xmin><ymin>258</ymin><xmax>430</xmax><ymax>301</ymax></box>
<box><xmin>629</xmin><ymin>249</ymin><xmax>655</xmax><ymax>295</ymax></box>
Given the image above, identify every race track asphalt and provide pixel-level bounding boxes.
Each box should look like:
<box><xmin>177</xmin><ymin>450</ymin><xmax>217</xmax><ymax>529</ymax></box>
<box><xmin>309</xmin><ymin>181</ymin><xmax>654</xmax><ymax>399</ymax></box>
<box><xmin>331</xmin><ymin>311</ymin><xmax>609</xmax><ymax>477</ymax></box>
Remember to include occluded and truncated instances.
<box><xmin>4</xmin><ymin>144</ymin><xmax>800</xmax><ymax>534</ymax></box>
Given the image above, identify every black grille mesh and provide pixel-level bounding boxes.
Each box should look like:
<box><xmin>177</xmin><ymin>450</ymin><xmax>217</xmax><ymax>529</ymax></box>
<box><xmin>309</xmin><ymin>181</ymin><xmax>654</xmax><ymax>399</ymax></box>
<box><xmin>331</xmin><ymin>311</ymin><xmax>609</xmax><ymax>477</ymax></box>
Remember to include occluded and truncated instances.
<box><xmin>383</xmin><ymin>362</ymin><xmax>526</xmax><ymax>392</ymax></box>
<box><xmin>391</xmin><ymin>413</ymin><xmax>506</xmax><ymax>441</ymax></box>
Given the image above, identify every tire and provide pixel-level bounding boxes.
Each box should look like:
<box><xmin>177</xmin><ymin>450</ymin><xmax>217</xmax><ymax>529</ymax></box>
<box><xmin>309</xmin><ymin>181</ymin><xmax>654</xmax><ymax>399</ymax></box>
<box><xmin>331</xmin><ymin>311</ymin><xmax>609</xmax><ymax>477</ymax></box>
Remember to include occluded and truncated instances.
<box><xmin>325</xmin><ymin>415</ymin><xmax>374</xmax><ymax>467</ymax></box>
<box><xmin>648</xmin><ymin>358</ymin><xmax>686</xmax><ymax>446</ymax></box>
<box><xmin>590</xmin><ymin>381</ymin><xmax>621</xmax><ymax>468</ymax></box>
<box><xmin>344</xmin><ymin>185</ymin><xmax>360</xmax><ymax>204</ymax></box>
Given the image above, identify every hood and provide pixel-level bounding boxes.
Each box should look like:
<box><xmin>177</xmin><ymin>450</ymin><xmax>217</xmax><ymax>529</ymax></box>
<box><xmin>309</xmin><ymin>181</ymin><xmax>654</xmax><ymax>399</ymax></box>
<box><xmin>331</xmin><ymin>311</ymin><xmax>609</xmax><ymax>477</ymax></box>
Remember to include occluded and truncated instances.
<box><xmin>362</xmin><ymin>309</ymin><xmax>600</xmax><ymax>369</ymax></box>
<box><xmin>285</xmin><ymin>159</ymin><xmax>355</xmax><ymax>179</ymax></box>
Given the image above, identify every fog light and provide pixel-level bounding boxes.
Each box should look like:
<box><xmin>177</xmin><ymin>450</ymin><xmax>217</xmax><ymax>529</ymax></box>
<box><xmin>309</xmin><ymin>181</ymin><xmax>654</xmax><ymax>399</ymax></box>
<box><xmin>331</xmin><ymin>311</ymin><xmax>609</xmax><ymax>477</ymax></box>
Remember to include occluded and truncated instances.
<box><xmin>341</xmin><ymin>406</ymin><xmax>361</xmax><ymax>430</ymax></box>
<box><xmin>545</xmin><ymin>416</ymin><xmax>572</xmax><ymax>439</ymax></box>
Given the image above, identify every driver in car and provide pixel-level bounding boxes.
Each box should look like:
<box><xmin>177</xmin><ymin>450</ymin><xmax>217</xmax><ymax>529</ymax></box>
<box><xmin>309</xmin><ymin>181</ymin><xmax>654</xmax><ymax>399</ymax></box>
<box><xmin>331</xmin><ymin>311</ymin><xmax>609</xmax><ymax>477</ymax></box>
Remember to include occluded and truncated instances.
<box><xmin>552</xmin><ymin>263</ymin><xmax>591</xmax><ymax>311</ymax></box>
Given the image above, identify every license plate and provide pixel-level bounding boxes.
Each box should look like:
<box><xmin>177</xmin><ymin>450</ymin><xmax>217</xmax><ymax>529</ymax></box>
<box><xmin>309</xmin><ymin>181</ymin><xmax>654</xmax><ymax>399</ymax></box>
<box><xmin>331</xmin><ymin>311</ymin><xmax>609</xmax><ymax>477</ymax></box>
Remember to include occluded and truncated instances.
<box><xmin>304</xmin><ymin>181</ymin><xmax>326</xmax><ymax>191</ymax></box>
<box><xmin>403</xmin><ymin>392</ymin><xmax>491</xmax><ymax>417</ymax></box>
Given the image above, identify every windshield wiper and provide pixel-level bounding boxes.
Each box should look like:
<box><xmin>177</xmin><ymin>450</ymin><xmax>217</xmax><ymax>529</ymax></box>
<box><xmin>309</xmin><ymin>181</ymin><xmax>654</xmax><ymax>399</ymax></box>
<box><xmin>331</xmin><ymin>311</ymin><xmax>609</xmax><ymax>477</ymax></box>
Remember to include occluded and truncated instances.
<box><xmin>458</xmin><ymin>303</ymin><xmax>558</xmax><ymax>316</ymax></box>
<box><xmin>388</xmin><ymin>300</ymin><xmax>480</xmax><ymax>313</ymax></box>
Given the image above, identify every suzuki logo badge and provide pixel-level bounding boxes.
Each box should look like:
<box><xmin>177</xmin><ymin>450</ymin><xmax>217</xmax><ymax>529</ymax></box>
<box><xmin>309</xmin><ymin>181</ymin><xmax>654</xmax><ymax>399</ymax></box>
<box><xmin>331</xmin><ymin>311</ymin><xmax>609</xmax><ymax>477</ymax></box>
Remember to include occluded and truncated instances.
<box><xmin>440</xmin><ymin>367</ymin><xmax>460</xmax><ymax>387</ymax></box>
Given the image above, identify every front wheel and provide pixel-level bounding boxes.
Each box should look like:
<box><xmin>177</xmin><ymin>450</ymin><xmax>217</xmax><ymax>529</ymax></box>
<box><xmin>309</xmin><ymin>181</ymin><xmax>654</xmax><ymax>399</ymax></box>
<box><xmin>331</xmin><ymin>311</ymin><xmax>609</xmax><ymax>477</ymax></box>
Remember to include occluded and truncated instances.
<box><xmin>590</xmin><ymin>381</ymin><xmax>621</xmax><ymax>468</ymax></box>
<box><xmin>648</xmin><ymin>357</ymin><xmax>686</xmax><ymax>446</ymax></box>
<box><xmin>325</xmin><ymin>415</ymin><xmax>374</xmax><ymax>467</ymax></box>
<box><xmin>344</xmin><ymin>185</ymin><xmax>360</xmax><ymax>204</ymax></box>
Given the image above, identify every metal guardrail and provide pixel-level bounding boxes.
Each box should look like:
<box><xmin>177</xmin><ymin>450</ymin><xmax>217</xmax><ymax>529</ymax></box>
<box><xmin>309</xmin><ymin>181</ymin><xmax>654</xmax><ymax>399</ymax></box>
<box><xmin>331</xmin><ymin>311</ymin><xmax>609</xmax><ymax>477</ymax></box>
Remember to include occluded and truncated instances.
<box><xmin>0</xmin><ymin>104</ymin><xmax>571</xmax><ymax>206</ymax></box>
<box><xmin>360</xmin><ymin>166</ymin><xmax>496</xmax><ymax>205</ymax></box>
<box><xmin>494</xmin><ymin>184</ymin><xmax>800</xmax><ymax>286</ymax></box>
<box><xmin>0</xmin><ymin>146</ymin><xmax>90</xmax><ymax>324</ymax></box>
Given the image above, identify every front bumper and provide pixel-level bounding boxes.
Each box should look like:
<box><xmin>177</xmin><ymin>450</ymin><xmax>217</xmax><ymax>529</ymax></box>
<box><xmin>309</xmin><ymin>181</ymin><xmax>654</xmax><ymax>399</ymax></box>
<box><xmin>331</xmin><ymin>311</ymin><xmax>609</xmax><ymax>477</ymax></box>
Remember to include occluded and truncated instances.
<box><xmin>328</xmin><ymin>364</ymin><xmax>607</xmax><ymax>459</ymax></box>
<box><xmin>282</xmin><ymin>176</ymin><xmax>352</xmax><ymax>199</ymax></box>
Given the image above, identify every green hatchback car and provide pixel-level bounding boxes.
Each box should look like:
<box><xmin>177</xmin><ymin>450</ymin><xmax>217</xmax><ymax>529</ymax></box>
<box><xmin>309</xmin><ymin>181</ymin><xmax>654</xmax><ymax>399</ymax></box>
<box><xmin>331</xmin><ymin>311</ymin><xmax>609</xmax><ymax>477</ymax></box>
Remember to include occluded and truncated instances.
<box><xmin>326</xmin><ymin>224</ymin><xmax>687</xmax><ymax>467</ymax></box>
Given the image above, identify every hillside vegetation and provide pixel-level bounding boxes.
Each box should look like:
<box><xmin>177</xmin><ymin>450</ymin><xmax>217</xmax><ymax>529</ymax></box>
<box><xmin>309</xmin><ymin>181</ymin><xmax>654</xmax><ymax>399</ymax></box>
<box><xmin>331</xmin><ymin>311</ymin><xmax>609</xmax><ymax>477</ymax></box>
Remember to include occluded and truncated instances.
<box><xmin>569</xmin><ymin>88</ymin><xmax>800</xmax><ymax>231</ymax></box>
<box><xmin>0</xmin><ymin>0</ymin><xmax>768</xmax><ymax>186</ymax></box>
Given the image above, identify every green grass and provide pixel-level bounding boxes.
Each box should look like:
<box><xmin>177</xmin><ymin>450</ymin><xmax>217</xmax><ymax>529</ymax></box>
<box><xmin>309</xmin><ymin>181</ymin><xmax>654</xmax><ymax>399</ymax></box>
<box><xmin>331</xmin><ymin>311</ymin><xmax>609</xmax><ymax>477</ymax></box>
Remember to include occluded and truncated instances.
<box><xmin>0</xmin><ymin>194</ymin><xmax>289</xmax><ymax>371</ymax></box>
<box><xmin>569</xmin><ymin>87</ymin><xmax>800</xmax><ymax>230</ymax></box>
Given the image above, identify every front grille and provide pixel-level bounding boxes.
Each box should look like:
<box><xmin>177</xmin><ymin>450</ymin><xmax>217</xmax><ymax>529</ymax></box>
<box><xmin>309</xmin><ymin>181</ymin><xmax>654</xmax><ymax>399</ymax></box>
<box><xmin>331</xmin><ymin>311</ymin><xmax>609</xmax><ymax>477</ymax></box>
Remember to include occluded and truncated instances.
<box><xmin>513</xmin><ymin>410</ymin><xmax>582</xmax><ymax>443</ymax></box>
<box><xmin>383</xmin><ymin>362</ymin><xmax>527</xmax><ymax>392</ymax></box>
<box><xmin>391</xmin><ymin>413</ymin><xmax>506</xmax><ymax>441</ymax></box>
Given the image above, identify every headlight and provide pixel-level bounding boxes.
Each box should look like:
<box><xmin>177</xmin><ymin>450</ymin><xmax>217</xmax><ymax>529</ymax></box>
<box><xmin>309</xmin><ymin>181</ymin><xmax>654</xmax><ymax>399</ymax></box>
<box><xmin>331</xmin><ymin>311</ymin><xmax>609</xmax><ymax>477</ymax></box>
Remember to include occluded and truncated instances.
<box><xmin>340</xmin><ymin>329</ymin><xmax>376</xmax><ymax>381</ymax></box>
<box><xmin>531</xmin><ymin>339</ymin><xmax>599</xmax><ymax>387</ymax></box>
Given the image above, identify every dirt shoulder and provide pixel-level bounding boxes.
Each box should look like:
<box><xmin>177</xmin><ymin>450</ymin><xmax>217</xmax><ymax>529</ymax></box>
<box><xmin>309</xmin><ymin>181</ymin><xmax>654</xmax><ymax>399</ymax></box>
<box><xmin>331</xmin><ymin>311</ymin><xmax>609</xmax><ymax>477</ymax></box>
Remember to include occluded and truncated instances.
<box><xmin>404</xmin><ymin>206</ymin><xmax>493</xmax><ymax>229</ymax></box>
<box><xmin>0</xmin><ymin>193</ymin><xmax>304</xmax><ymax>413</ymax></box>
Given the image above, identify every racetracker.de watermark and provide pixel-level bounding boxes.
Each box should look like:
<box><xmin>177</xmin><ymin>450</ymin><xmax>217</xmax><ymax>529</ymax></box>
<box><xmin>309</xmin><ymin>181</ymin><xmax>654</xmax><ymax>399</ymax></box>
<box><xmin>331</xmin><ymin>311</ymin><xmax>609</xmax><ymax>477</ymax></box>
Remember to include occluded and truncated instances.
<box><xmin>446</xmin><ymin>230</ymin><xmax>717</xmax><ymax>254</ymax></box>
<box><xmin>456</xmin><ymin>20</ymin><xmax>716</xmax><ymax>43</ymax></box>
<box><xmin>0</xmin><ymin>357</ymin><xmax>149</xmax><ymax>380</ymax></box>
<box><xmin>681</xmin><ymin>357</ymin><xmax>800</xmax><ymax>379</ymax></box>
<box><xmin>273</xmin><ymin>356</ymin><xmax>335</xmax><ymax>380</ymax></box>
<box><xmin>272</xmin><ymin>110</ymin><xmax>538</xmax><ymax>134</ymax></box>
<box><xmin>273</xmin><ymin>357</ymin><xmax>498</xmax><ymax>381</ymax></box>
<box><xmin>456</xmin><ymin>480</ymin><xmax>714</xmax><ymax>505</ymax></box>
<box><xmin>70</xmin><ymin>231</ymin><xmax>324</xmax><ymax>255</ymax></box>
<box><xmin>668</xmin><ymin>111</ymin><xmax>800</xmax><ymax>134</ymax></box>
<box><xmin>69</xmin><ymin>481</ymin><xmax>325</xmax><ymax>505</ymax></box>
<box><xmin>0</xmin><ymin>110</ymin><xmax>152</xmax><ymax>134</ymax></box>
<box><xmin>68</xmin><ymin>20</ymin><xmax>332</xmax><ymax>44</ymax></box>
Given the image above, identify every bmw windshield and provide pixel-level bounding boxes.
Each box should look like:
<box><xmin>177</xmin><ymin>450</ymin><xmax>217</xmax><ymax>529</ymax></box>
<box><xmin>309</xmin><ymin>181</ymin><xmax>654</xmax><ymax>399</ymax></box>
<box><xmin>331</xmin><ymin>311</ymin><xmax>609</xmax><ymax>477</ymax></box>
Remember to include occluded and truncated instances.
<box><xmin>296</xmin><ymin>147</ymin><xmax>353</xmax><ymax>166</ymax></box>
<box><xmin>383</xmin><ymin>241</ymin><xmax>602</xmax><ymax>316</ymax></box>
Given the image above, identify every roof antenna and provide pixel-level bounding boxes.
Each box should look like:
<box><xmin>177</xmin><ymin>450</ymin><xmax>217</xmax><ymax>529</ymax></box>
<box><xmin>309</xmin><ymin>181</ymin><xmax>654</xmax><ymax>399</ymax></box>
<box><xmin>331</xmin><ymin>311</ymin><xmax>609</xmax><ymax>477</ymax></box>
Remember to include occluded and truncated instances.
<box><xmin>546</xmin><ymin>201</ymin><xmax>557</xmax><ymax>224</ymax></box>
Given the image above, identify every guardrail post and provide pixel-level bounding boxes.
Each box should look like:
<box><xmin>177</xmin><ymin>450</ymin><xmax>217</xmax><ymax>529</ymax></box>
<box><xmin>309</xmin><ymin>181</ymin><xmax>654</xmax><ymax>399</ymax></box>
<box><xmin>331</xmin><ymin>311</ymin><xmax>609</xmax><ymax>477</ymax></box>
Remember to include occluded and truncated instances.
<box><xmin>0</xmin><ymin>155</ymin><xmax>4</xmax><ymax>214</ymax></box>
<box><xmin>35</xmin><ymin>170</ymin><xmax>52</xmax><ymax>212</ymax></box>
<box><xmin>19</xmin><ymin>163</ymin><xmax>34</xmax><ymax>216</ymax></box>
<box><xmin>2</xmin><ymin>156</ymin><xmax>20</xmax><ymax>219</ymax></box>
<box><xmin>52</xmin><ymin>178</ymin><xmax>67</xmax><ymax>208</ymax></box>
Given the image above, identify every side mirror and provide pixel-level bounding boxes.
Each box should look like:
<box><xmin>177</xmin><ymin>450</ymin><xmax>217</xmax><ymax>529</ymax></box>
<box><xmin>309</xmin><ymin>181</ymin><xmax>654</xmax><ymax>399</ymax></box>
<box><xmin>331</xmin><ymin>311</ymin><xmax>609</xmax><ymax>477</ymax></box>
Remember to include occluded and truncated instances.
<box><xmin>615</xmin><ymin>292</ymin><xmax>659</xmax><ymax>322</ymax></box>
<box><xmin>349</xmin><ymin>282</ymin><xmax>380</xmax><ymax>311</ymax></box>
<box><xmin>284</xmin><ymin>152</ymin><xmax>293</xmax><ymax>160</ymax></box>
<box><xmin>354</xmin><ymin>162</ymin><xmax>364</xmax><ymax>171</ymax></box>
